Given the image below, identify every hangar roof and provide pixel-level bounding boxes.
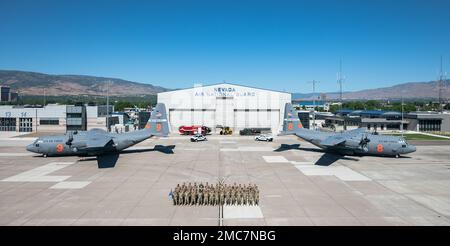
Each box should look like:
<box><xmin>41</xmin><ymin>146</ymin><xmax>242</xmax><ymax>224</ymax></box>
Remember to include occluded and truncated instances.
<box><xmin>158</xmin><ymin>82</ymin><xmax>291</xmax><ymax>95</ymax></box>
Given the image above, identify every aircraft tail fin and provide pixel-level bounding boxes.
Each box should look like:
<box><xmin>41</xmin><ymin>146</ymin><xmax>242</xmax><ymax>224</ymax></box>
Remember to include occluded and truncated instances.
<box><xmin>280</xmin><ymin>103</ymin><xmax>304</xmax><ymax>135</ymax></box>
<box><xmin>145</xmin><ymin>103</ymin><xmax>169</xmax><ymax>137</ymax></box>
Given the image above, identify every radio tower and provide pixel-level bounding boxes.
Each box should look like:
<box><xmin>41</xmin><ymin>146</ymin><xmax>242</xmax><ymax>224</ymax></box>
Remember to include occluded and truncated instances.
<box><xmin>438</xmin><ymin>56</ymin><xmax>446</xmax><ymax>113</ymax></box>
<box><xmin>337</xmin><ymin>59</ymin><xmax>344</xmax><ymax>108</ymax></box>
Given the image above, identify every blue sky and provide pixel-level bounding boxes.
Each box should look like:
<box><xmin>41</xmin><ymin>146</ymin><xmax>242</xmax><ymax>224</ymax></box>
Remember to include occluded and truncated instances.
<box><xmin>0</xmin><ymin>0</ymin><xmax>449</xmax><ymax>93</ymax></box>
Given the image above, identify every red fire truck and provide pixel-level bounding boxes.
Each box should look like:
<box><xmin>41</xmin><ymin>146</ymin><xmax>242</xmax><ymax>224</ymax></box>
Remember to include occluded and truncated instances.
<box><xmin>178</xmin><ymin>125</ymin><xmax>211</xmax><ymax>135</ymax></box>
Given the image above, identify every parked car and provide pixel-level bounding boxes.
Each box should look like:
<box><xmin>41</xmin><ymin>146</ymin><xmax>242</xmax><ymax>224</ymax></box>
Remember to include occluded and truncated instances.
<box><xmin>255</xmin><ymin>134</ymin><xmax>273</xmax><ymax>142</ymax></box>
<box><xmin>239</xmin><ymin>128</ymin><xmax>261</xmax><ymax>136</ymax></box>
<box><xmin>190</xmin><ymin>134</ymin><xmax>207</xmax><ymax>142</ymax></box>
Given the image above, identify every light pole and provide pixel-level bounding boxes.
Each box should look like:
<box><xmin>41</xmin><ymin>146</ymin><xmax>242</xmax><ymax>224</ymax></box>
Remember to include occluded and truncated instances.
<box><xmin>337</xmin><ymin>59</ymin><xmax>345</xmax><ymax>110</ymax></box>
<box><xmin>106</xmin><ymin>80</ymin><xmax>110</xmax><ymax>132</ymax></box>
<box><xmin>308</xmin><ymin>80</ymin><xmax>320</xmax><ymax>130</ymax></box>
<box><xmin>401</xmin><ymin>97</ymin><xmax>404</xmax><ymax>138</ymax></box>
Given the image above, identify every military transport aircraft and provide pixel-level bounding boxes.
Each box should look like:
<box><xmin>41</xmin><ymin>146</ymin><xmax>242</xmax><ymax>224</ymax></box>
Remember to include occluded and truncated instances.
<box><xmin>26</xmin><ymin>103</ymin><xmax>170</xmax><ymax>168</ymax></box>
<box><xmin>279</xmin><ymin>103</ymin><xmax>416</xmax><ymax>165</ymax></box>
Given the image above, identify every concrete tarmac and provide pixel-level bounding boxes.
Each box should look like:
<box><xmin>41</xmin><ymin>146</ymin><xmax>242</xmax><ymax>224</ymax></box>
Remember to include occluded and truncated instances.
<box><xmin>1</xmin><ymin>134</ymin><xmax>450</xmax><ymax>225</ymax></box>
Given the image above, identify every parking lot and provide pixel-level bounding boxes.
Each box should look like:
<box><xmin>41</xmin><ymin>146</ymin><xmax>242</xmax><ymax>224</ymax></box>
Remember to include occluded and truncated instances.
<box><xmin>1</xmin><ymin>134</ymin><xmax>450</xmax><ymax>225</ymax></box>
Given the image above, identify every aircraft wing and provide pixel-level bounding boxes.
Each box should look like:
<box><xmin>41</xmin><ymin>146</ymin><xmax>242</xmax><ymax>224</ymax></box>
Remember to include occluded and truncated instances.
<box><xmin>339</xmin><ymin>128</ymin><xmax>366</xmax><ymax>138</ymax></box>
<box><xmin>320</xmin><ymin>128</ymin><xmax>366</xmax><ymax>147</ymax></box>
<box><xmin>294</xmin><ymin>132</ymin><xmax>314</xmax><ymax>142</ymax></box>
<box><xmin>86</xmin><ymin>135</ymin><xmax>115</xmax><ymax>149</ymax></box>
<box><xmin>320</xmin><ymin>135</ymin><xmax>347</xmax><ymax>146</ymax></box>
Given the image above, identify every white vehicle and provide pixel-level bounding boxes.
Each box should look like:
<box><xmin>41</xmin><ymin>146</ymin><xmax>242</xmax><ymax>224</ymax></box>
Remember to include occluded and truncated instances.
<box><xmin>255</xmin><ymin>134</ymin><xmax>273</xmax><ymax>142</ymax></box>
<box><xmin>190</xmin><ymin>134</ymin><xmax>207</xmax><ymax>142</ymax></box>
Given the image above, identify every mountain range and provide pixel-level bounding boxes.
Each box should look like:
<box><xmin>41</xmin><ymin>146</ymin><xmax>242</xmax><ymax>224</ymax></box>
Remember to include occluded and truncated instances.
<box><xmin>293</xmin><ymin>80</ymin><xmax>450</xmax><ymax>100</ymax></box>
<box><xmin>0</xmin><ymin>70</ymin><xmax>448</xmax><ymax>100</ymax></box>
<box><xmin>0</xmin><ymin>70</ymin><xmax>168</xmax><ymax>96</ymax></box>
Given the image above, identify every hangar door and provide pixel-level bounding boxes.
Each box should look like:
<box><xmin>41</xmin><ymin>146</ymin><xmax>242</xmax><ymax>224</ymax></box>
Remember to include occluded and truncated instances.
<box><xmin>0</xmin><ymin>117</ymin><xmax>16</xmax><ymax>131</ymax></box>
<box><xmin>169</xmin><ymin>109</ymin><xmax>216</xmax><ymax>129</ymax></box>
<box><xmin>215</xmin><ymin>97</ymin><xmax>234</xmax><ymax>127</ymax></box>
<box><xmin>234</xmin><ymin>109</ymin><xmax>280</xmax><ymax>128</ymax></box>
<box><xmin>19</xmin><ymin>118</ymin><xmax>33</xmax><ymax>132</ymax></box>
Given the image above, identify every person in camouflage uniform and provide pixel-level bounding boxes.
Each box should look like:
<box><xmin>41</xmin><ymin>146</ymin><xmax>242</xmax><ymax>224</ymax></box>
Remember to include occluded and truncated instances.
<box><xmin>242</xmin><ymin>186</ymin><xmax>248</xmax><ymax>205</ymax></box>
<box><xmin>248</xmin><ymin>188</ymin><xmax>254</xmax><ymax>206</ymax></box>
<box><xmin>197</xmin><ymin>187</ymin><xmax>203</xmax><ymax>205</ymax></box>
<box><xmin>236</xmin><ymin>188</ymin><xmax>242</xmax><ymax>205</ymax></box>
<box><xmin>191</xmin><ymin>188</ymin><xmax>196</xmax><ymax>206</ymax></box>
<box><xmin>203</xmin><ymin>188</ymin><xmax>209</xmax><ymax>206</ymax></box>
<box><xmin>184</xmin><ymin>189</ymin><xmax>190</xmax><ymax>205</ymax></box>
<box><xmin>213</xmin><ymin>188</ymin><xmax>219</xmax><ymax>206</ymax></box>
<box><xmin>208</xmin><ymin>189</ymin><xmax>213</xmax><ymax>206</ymax></box>
<box><xmin>225</xmin><ymin>186</ymin><xmax>231</xmax><ymax>205</ymax></box>
<box><xmin>231</xmin><ymin>186</ymin><xmax>236</xmax><ymax>205</ymax></box>
<box><xmin>219</xmin><ymin>188</ymin><xmax>225</xmax><ymax>206</ymax></box>
<box><xmin>254</xmin><ymin>184</ymin><xmax>259</xmax><ymax>205</ymax></box>
<box><xmin>172</xmin><ymin>189</ymin><xmax>178</xmax><ymax>205</ymax></box>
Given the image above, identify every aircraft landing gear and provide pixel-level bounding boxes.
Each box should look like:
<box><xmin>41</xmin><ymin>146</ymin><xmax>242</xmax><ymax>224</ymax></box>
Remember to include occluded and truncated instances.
<box><xmin>43</xmin><ymin>154</ymin><xmax>47</xmax><ymax>158</ymax></box>
<box><xmin>395</xmin><ymin>154</ymin><xmax>400</xmax><ymax>158</ymax></box>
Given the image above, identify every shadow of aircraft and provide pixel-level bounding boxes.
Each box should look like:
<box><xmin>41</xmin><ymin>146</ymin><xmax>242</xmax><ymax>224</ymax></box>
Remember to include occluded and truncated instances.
<box><xmin>273</xmin><ymin>144</ymin><xmax>301</xmax><ymax>152</ymax></box>
<box><xmin>274</xmin><ymin>144</ymin><xmax>359</xmax><ymax>166</ymax></box>
<box><xmin>121</xmin><ymin>145</ymin><xmax>176</xmax><ymax>154</ymax></box>
<box><xmin>314</xmin><ymin>152</ymin><xmax>359</xmax><ymax>166</ymax></box>
<box><xmin>75</xmin><ymin>145</ymin><xmax>176</xmax><ymax>168</ymax></box>
<box><xmin>398</xmin><ymin>155</ymin><xmax>412</xmax><ymax>159</ymax></box>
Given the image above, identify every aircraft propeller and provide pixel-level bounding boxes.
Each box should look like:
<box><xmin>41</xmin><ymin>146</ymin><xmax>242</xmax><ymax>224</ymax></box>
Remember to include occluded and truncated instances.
<box><xmin>66</xmin><ymin>131</ymin><xmax>74</xmax><ymax>146</ymax></box>
<box><xmin>359</xmin><ymin>133</ymin><xmax>370</xmax><ymax>152</ymax></box>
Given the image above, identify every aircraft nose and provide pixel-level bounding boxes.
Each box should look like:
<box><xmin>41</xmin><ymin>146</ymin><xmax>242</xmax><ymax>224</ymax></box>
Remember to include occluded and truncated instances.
<box><xmin>26</xmin><ymin>144</ymin><xmax>37</xmax><ymax>153</ymax></box>
<box><xmin>408</xmin><ymin>145</ymin><xmax>417</xmax><ymax>153</ymax></box>
<box><xmin>402</xmin><ymin>145</ymin><xmax>416</xmax><ymax>154</ymax></box>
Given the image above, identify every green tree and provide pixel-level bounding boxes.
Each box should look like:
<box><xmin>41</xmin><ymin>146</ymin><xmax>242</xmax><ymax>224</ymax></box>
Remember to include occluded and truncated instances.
<box><xmin>114</xmin><ymin>101</ymin><xmax>134</xmax><ymax>111</ymax></box>
<box><xmin>329</xmin><ymin>104</ymin><xmax>340</xmax><ymax>113</ymax></box>
<box><xmin>365</xmin><ymin>100</ymin><xmax>380</xmax><ymax>110</ymax></box>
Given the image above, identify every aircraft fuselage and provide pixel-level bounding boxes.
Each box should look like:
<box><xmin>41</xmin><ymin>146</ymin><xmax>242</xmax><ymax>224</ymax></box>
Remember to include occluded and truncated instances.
<box><xmin>299</xmin><ymin>132</ymin><xmax>416</xmax><ymax>157</ymax></box>
<box><xmin>26</xmin><ymin>130</ymin><xmax>150</xmax><ymax>157</ymax></box>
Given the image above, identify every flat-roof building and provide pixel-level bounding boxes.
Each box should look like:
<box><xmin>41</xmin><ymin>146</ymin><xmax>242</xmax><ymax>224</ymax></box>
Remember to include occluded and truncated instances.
<box><xmin>325</xmin><ymin>109</ymin><xmax>450</xmax><ymax>132</ymax></box>
<box><xmin>406</xmin><ymin>112</ymin><xmax>450</xmax><ymax>132</ymax></box>
<box><xmin>0</xmin><ymin>104</ymin><xmax>111</xmax><ymax>132</ymax></box>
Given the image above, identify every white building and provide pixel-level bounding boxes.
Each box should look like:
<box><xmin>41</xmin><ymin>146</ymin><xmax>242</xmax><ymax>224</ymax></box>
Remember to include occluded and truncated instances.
<box><xmin>0</xmin><ymin>104</ymin><xmax>107</xmax><ymax>132</ymax></box>
<box><xmin>157</xmin><ymin>83</ymin><xmax>292</xmax><ymax>134</ymax></box>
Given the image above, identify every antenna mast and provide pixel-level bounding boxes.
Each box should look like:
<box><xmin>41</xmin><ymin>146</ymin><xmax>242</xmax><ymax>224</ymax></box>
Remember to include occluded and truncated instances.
<box><xmin>308</xmin><ymin>80</ymin><xmax>320</xmax><ymax>130</ymax></box>
<box><xmin>438</xmin><ymin>56</ymin><xmax>446</xmax><ymax>113</ymax></box>
<box><xmin>106</xmin><ymin>80</ymin><xmax>110</xmax><ymax>132</ymax></box>
<box><xmin>337</xmin><ymin>59</ymin><xmax>344</xmax><ymax>109</ymax></box>
<box><xmin>401</xmin><ymin>96</ymin><xmax>404</xmax><ymax>137</ymax></box>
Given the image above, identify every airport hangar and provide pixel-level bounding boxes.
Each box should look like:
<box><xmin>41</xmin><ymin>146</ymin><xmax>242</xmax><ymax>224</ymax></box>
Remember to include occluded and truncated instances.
<box><xmin>157</xmin><ymin>83</ymin><xmax>292</xmax><ymax>134</ymax></box>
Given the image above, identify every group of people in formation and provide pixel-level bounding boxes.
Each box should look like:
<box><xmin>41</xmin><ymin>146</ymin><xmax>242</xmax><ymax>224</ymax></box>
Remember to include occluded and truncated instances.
<box><xmin>170</xmin><ymin>182</ymin><xmax>259</xmax><ymax>206</ymax></box>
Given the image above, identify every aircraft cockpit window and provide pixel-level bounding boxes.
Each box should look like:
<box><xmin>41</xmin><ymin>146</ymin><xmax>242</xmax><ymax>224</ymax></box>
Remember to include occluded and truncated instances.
<box><xmin>398</xmin><ymin>139</ymin><xmax>407</xmax><ymax>145</ymax></box>
<box><xmin>33</xmin><ymin>139</ymin><xmax>43</xmax><ymax>147</ymax></box>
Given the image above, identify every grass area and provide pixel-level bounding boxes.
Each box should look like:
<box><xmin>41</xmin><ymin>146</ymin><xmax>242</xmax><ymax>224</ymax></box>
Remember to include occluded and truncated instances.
<box><xmin>384</xmin><ymin>133</ymin><xmax>449</xmax><ymax>141</ymax></box>
<box><xmin>429</xmin><ymin>132</ymin><xmax>450</xmax><ymax>137</ymax></box>
<box><xmin>14</xmin><ymin>131</ymin><xmax>65</xmax><ymax>138</ymax></box>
